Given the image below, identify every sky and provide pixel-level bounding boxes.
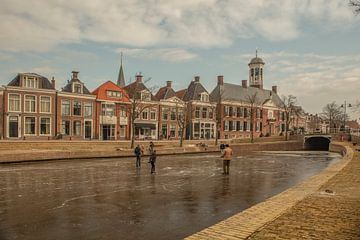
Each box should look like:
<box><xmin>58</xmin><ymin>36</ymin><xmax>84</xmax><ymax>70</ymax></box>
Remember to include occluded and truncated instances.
<box><xmin>0</xmin><ymin>0</ymin><xmax>359</xmax><ymax>119</ymax></box>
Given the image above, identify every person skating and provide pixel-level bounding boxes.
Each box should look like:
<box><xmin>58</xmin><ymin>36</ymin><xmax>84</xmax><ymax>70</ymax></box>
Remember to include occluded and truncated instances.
<box><xmin>222</xmin><ymin>144</ymin><xmax>233</xmax><ymax>175</ymax></box>
<box><xmin>134</xmin><ymin>144</ymin><xmax>142</xmax><ymax>168</ymax></box>
<box><xmin>148</xmin><ymin>141</ymin><xmax>155</xmax><ymax>163</ymax></box>
<box><xmin>150</xmin><ymin>150</ymin><xmax>157</xmax><ymax>174</ymax></box>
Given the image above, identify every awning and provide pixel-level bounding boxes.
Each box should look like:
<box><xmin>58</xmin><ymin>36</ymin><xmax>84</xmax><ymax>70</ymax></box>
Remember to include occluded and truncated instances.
<box><xmin>135</xmin><ymin>123</ymin><xmax>156</xmax><ymax>129</ymax></box>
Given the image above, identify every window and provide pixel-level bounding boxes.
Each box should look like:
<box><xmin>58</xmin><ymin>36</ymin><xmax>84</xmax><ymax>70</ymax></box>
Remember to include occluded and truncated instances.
<box><xmin>141</xmin><ymin>91</ymin><xmax>151</xmax><ymax>101</ymax></box>
<box><xmin>251</xmin><ymin>68</ymin><xmax>254</xmax><ymax>77</ymax></box>
<box><xmin>243</xmin><ymin>121</ymin><xmax>248</xmax><ymax>131</ymax></box>
<box><xmin>202</xmin><ymin>107</ymin><xmax>207</xmax><ymax>119</ymax></box>
<box><xmin>229</xmin><ymin>121</ymin><xmax>233</xmax><ymax>131</ymax></box>
<box><xmin>73</xmin><ymin>121</ymin><xmax>81</xmax><ymax>136</ymax></box>
<box><xmin>9</xmin><ymin>94</ymin><xmax>20</xmax><ymax>112</ymax></box>
<box><xmin>25</xmin><ymin>117</ymin><xmax>36</xmax><ymax>135</ymax></box>
<box><xmin>171</xmin><ymin>108</ymin><xmax>176</xmax><ymax>120</ymax></box>
<box><xmin>236</xmin><ymin>121</ymin><xmax>241</xmax><ymax>131</ymax></box>
<box><xmin>232</xmin><ymin>121</ymin><xmax>237</xmax><ymax>131</ymax></box>
<box><xmin>268</xmin><ymin>110</ymin><xmax>274</xmax><ymax>119</ymax></box>
<box><xmin>101</xmin><ymin>104</ymin><xmax>115</xmax><ymax>116</ymax></box>
<box><xmin>224</xmin><ymin>106</ymin><xmax>229</xmax><ymax>117</ymax></box>
<box><xmin>195</xmin><ymin>107</ymin><xmax>200</xmax><ymax>118</ymax></box>
<box><xmin>40</xmin><ymin>96</ymin><xmax>51</xmax><ymax>113</ymax></box>
<box><xmin>256</xmin><ymin>109</ymin><xmax>261</xmax><ymax>118</ymax></box>
<box><xmin>209</xmin><ymin>108</ymin><xmax>213</xmax><ymax>119</ymax></box>
<box><xmin>107</xmin><ymin>90</ymin><xmax>122</xmax><ymax>98</ymax></box>
<box><xmin>238</xmin><ymin>107</ymin><xmax>244</xmax><ymax>117</ymax></box>
<box><xmin>224</xmin><ymin>120</ymin><xmax>229</xmax><ymax>131</ymax></box>
<box><xmin>120</xmin><ymin>107</ymin><xmax>126</xmax><ymax>117</ymax></box>
<box><xmin>170</xmin><ymin>124</ymin><xmax>176</xmax><ymax>137</ymax></box>
<box><xmin>62</xmin><ymin>100</ymin><xmax>70</xmax><ymax>116</ymax></box>
<box><xmin>256</xmin><ymin>122</ymin><xmax>260</xmax><ymax>132</ymax></box>
<box><xmin>61</xmin><ymin>120</ymin><xmax>70</xmax><ymax>135</ymax></box>
<box><xmin>162</xmin><ymin>124</ymin><xmax>167</xmax><ymax>138</ymax></box>
<box><xmin>244</xmin><ymin>108</ymin><xmax>248</xmax><ymax>118</ymax></box>
<box><xmin>200</xmin><ymin>93</ymin><xmax>209</xmax><ymax>102</ymax></box>
<box><xmin>162</xmin><ymin>108</ymin><xmax>168</xmax><ymax>120</ymax></box>
<box><xmin>247</xmin><ymin>122</ymin><xmax>250</xmax><ymax>131</ymax></box>
<box><xmin>142</xmin><ymin>110</ymin><xmax>148</xmax><ymax>120</ymax></box>
<box><xmin>73</xmin><ymin>101</ymin><xmax>82</xmax><ymax>116</ymax></box>
<box><xmin>24</xmin><ymin>76</ymin><xmax>38</xmax><ymax>88</ymax></box>
<box><xmin>119</xmin><ymin>125</ymin><xmax>126</xmax><ymax>137</ymax></box>
<box><xmin>25</xmin><ymin>95</ymin><xmax>36</xmax><ymax>113</ymax></box>
<box><xmin>233</xmin><ymin>107</ymin><xmax>237</xmax><ymax>117</ymax></box>
<box><xmin>84</xmin><ymin>103</ymin><xmax>93</xmax><ymax>118</ymax></box>
<box><xmin>40</xmin><ymin>118</ymin><xmax>51</xmax><ymax>135</ymax></box>
<box><xmin>74</xmin><ymin>83</ymin><xmax>82</xmax><ymax>93</ymax></box>
<box><xmin>150</xmin><ymin>110</ymin><xmax>156</xmax><ymax>120</ymax></box>
<box><xmin>229</xmin><ymin>107</ymin><xmax>233</xmax><ymax>117</ymax></box>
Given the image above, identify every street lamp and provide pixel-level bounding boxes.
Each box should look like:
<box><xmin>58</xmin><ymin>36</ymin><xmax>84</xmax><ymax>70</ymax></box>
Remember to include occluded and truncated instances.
<box><xmin>340</xmin><ymin>101</ymin><xmax>352</xmax><ymax>132</ymax></box>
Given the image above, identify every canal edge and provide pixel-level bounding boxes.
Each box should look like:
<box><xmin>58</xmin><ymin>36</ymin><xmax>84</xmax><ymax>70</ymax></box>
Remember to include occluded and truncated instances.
<box><xmin>185</xmin><ymin>142</ymin><xmax>353</xmax><ymax>240</ymax></box>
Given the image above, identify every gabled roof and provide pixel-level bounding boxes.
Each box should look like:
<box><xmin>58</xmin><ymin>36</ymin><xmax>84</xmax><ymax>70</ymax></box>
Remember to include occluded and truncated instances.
<box><xmin>175</xmin><ymin>89</ymin><xmax>187</xmax><ymax>100</ymax></box>
<box><xmin>210</xmin><ymin>83</ymin><xmax>284</xmax><ymax>108</ymax></box>
<box><xmin>62</xmin><ymin>72</ymin><xmax>91</xmax><ymax>94</ymax></box>
<box><xmin>183</xmin><ymin>80</ymin><xmax>209</xmax><ymax>101</ymax></box>
<box><xmin>92</xmin><ymin>80</ymin><xmax>130</xmax><ymax>102</ymax></box>
<box><xmin>155</xmin><ymin>86</ymin><xmax>176</xmax><ymax>100</ymax></box>
<box><xmin>8</xmin><ymin>73</ymin><xmax>54</xmax><ymax>89</ymax></box>
<box><xmin>124</xmin><ymin>80</ymin><xmax>156</xmax><ymax>101</ymax></box>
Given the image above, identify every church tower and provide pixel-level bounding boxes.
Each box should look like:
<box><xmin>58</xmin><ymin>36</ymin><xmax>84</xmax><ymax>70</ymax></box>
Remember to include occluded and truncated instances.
<box><xmin>117</xmin><ymin>52</ymin><xmax>126</xmax><ymax>87</ymax></box>
<box><xmin>248</xmin><ymin>50</ymin><xmax>265</xmax><ymax>89</ymax></box>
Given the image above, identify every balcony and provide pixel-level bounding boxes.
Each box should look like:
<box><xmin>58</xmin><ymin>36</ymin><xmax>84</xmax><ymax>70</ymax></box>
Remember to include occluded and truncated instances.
<box><xmin>100</xmin><ymin>115</ymin><xmax>117</xmax><ymax>125</ymax></box>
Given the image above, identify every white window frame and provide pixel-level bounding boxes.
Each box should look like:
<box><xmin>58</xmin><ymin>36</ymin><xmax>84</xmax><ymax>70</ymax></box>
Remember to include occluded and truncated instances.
<box><xmin>39</xmin><ymin>95</ymin><xmax>51</xmax><ymax>114</ymax></box>
<box><xmin>73</xmin><ymin>120</ymin><xmax>81</xmax><ymax>136</ymax></box>
<box><xmin>24</xmin><ymin>94</ymin><xmax>37</xmax><ymax>113</ymax></box>
<box><xmin>24</xmin><ymin>116</ymin><xmax>37</xmax><ymax>136</ymax></box>
<box><xmin>150</xmin><ymin>109</ymin><xmax>157</xmax><ymax>120</ymax></box>
<box><xmin>8</xmin><ymin>93</ymin><xmax>21</xmax><ymax>112</ymax></box>
<box><xmin>224</xmin><ymin>120</ymin><xmax>229</xmax><ymax>131</ymax></box>
<box><xmin>23</xmin><ymin>76</ymin><xmax>39</xmax><ymax>88</ymax></box>
<box><xmin>72</xmin><ymin>83</ymin><xmax>83</xmax><ymax>94</ymax></box>
<box><xmin>84</xmin><ymin>120</ymin><xmax>93</xmax><ymax>139</ymax></box>
<box><xmin>142</xmin><ymin>110</ymin><xmax>149</xmax><ymax>120</ymax></box>
<box><xmin>7</xmin><ymin>115</ymin><xmax>21</xmax><ymax>138</ymax></box>
<box><xmin>84</xmin><ymin>102</ymin><xmax>93</xmax><ymax>118</ymax></box>
<box><xmin>61</xmin><ymin>100</ymin><xmax>71</xmax><ymax>116</ymax></box>
<box><xmin>39</xmin><ymin>117</ymin><xmax>52</xmax><ymax>136</ymax></box>
<box><xmin>232</xmin><ymin>121</ymin><xmax>237</xmax><ymax>131</ymax></box>
<box><xmin>73</xmin><ymin>101</ymin><xmax>82</xmax><ymax>116</ymax></box>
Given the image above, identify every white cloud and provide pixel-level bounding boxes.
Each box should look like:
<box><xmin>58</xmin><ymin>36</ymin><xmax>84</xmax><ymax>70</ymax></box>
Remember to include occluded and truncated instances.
<box><xmin>116</xmin><ymin>48</ymin><xmax>198</xmax><ymax>62</ymax></box>
<box><xmin>0</xmin><ymin>0</ymin><xmax>357</xmax><ymax>52</ymax></box>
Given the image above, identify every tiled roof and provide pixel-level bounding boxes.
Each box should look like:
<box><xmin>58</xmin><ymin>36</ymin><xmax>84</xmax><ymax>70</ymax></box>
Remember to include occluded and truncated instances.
<box><xmin>8</xmin><ymin>73</ymin><xmax>54</xmax><ymax>89</ymax></box>
<box><xmin>210</xmin><ymin>83</ymin><xmax>284</xmax><ymax>107</ymax></box>
<box><xmin>92</xmin><ymin>80</ymin><xmax>130</xmax><ymax>102</ymax></box>
<box><xmin>183</xmin><ymin>80</ymin><xmax>209</xmax><ymax>101</ymax></box>
<box><xmin>62</xmin><ymin>78</ymin><xmax>91</xmax><ymax>94</ymax></box>
<box><xmin>155</xmin><ymin>86</ymin><xmax>176</xmax><ymax>100</ymax></box>
<box><xmin>124</xmin><ymin>81</ymin><xmax>156</xmax><ymax>101</ymax></box>
<box><xmin>175</xmin><ymin>89</ymin><xmax>187</xmax><ymax>100</ymax></box>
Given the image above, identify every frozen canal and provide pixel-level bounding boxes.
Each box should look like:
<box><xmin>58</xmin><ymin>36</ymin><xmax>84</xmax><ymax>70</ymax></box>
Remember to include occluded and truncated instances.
<box><xmin>0</xmin><ymin>151</ymin><xmax>341</xmax><ymax>240</ymax></box>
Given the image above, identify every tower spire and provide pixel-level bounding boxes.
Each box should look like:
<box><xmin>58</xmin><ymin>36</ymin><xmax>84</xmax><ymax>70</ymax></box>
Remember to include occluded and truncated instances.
<box><xmin>255</xmin><ymin>48</ymin><xmax>258</xmax><ymax>58</ymax></box>
<box><xmin>117</xmin><ymin>52</ymin><xmax>125</xmax><ymax>87</ymax></box>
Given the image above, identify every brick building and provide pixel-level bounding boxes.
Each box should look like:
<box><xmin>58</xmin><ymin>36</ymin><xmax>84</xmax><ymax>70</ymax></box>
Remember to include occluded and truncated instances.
<box><xmin>210</xmin><ymin>55</ymin><xmax>285</xmax><ymax>139</ymax></box>
<box><xmin>181</xmin><ymin>76</ymin><xmax>216</xmax><ymax>140</ymax></box>
<box><xmin>155</xmin><ymin>81</ymin><xmax>185</xmax><ymax>139</ymax></box>
<box><xmin>124</xmin><ymin>74</ymin><xmax>159</xmax><ymax>140</ymax></box>
<box><xmin>92</xmin><ymin>81</ymin><xmax>130</xmax><ymax>140</ymax></box>
<box><xmin>57</xmin><ymin>71</ymin><xmax>96</xmax><ymax>140</ymax></box>
<box><xmin>1</xmin><ymin>73</ymin><xmax>57</xmax><ymax>139</ymax></box>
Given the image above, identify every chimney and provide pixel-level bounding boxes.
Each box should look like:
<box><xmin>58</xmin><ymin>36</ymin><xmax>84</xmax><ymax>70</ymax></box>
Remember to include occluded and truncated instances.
<box><xmin>242</xmin><ymin>80</ymin><xmax>247</xmax><ymax>88</ymax></box>
<box><xmin>135</xmin><ymin>74</ymin><xmax>143</xmax><ymax>83</ymax></box>
<box><xmin>217</xmin><ymin>75</ymin><xmax>224</xmax><ymax>85</ymax></box>
<box><xmin>71</xmin><ymin>71</ymin><xmax>79</xmax><ymax>80</ymax></box>
<box><xmin>272</xmin><ymin>85</ymin><xmax>277</xmax><ymax>94</ymax></box>
<box><xmin>194</xmin><ymin>76</ymin><xmax>200</xmax><ymax>82</ymax></box>
<box><xmin>166</xmin><ymin>81</ymin><xmax>172</xmax><ymax>88</ymax></box>
<box><xmin>51</xmin><ymin>76</ymin><xmax>56</xmax><ymax>89</ymax></box>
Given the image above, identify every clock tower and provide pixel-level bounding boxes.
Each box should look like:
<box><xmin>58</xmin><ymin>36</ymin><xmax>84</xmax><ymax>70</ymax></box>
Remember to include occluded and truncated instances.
<box><xmin>248</xmin><ymin>50</ymin><xmax>265</xmax><ymax>89</ymax></box>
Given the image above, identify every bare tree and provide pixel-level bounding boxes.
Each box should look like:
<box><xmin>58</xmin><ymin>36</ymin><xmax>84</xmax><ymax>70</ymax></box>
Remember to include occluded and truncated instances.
<box><xmin>282</xmin><ymin>95</ymin><xmax>303</xmax><ymax>140</ymax></box>
<box><xmin>246</xmin><ymin>92</ymin><xmax>259</xmax><ymax>143</ymax></box>
<box><xmin>215</xmin><ymin>88</ymin><xmax>225</xmax><ymax>146</ymax></box>
<box><xmin>126</xmin><ymin>77</ymin><xmax>156</xmax><ymax>149</ymax></box>
<box><xmin>174</xmin><ymin>100</ymin><xmax>188</xmax><ymax>147</ymax></box>
<box><xmin>321</xmin><ymin>102</ymin><xmax>343</xmax><ymax>134</ymax></box>
<box><xmin>350</xmin><ymin>0</ymin><xmax>360</xmax><ymax>14</ymax></box>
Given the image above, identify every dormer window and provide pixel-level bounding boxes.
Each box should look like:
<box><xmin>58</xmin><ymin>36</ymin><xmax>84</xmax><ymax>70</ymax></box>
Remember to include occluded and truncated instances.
<box><xmin>73</xmin><ymin>83</ymin><xmax>83</xmax><ymax>94</ymax></box>
<box><xmin>23</xmin><ymin>76</ymin><xmax>38</xmax><ymax>88</ymax></box>
<box><xmin>141</xmin><ymin>91</ymin><xmax>151</xmax><ymax>101</ymax></box>
<box><xmin>107</xmin><ymin>90</ymin><xmax>122</xmax><ymax>98</ymax></box>
<box><xmin>200</xmin><ymin>92</ymin><xmax>209</xmax><ymax>102</ymax></box>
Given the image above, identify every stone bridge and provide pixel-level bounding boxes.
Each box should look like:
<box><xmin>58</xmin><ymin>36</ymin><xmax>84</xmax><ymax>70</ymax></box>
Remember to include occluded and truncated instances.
<box><xmin>303</xmin><ymin>135</ymin><xmax>332</xmax><ymax>151</ymax></box>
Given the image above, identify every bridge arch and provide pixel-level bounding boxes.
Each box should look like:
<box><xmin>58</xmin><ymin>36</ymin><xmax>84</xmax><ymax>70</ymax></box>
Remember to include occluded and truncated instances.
<box><xmin>304</xmin><ymin>135</ymin><xmax>331</xmax><ymax>151</ymax></box>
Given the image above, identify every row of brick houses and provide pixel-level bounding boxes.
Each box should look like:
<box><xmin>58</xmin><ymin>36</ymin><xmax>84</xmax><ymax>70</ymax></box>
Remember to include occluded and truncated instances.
<box><xmin>0</xmin><ymin>55</ymin><xmax>286</xmax><ymax>140</ymax></box>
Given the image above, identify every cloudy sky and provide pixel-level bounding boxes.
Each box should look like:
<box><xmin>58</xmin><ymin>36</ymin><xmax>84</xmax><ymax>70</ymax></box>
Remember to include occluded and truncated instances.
<box><xmin>0</xmin><ymin>0</ymin><xmax>359</xmax><ymax>118</ymax></box>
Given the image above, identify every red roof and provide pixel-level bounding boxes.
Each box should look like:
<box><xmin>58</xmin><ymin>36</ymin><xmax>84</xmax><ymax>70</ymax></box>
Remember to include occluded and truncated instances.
<box><xmin>92</xmin><ymin>81</ymin><xmax>130</xmax><ymax>102</ymax></box>
<box><xmin>346</xmin><ymin>120</ymin><xmax>360</xmax><ymax>129</ymax></box>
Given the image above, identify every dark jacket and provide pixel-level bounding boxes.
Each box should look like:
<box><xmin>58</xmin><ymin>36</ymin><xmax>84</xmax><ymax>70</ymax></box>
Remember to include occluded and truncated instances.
<box><xmin>134</xmin><ymin>146</ymin><xmax>141</xmax><ymax>156</ymax></box>
<box><xmin>150</xmin><ymin>153</ymin><xmax>157</xmax><ymax>163</ymax></box>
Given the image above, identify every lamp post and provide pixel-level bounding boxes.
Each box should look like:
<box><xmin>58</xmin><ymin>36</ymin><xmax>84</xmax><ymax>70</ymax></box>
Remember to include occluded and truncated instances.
<box><xmin>340</xmin><ymin>101</ymin><xmax>352</xmax><ymax>132</ymax></box>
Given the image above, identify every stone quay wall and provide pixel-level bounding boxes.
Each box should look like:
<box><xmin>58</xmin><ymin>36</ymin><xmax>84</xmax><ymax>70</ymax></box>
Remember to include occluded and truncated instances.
<box><xmin>0</xmin><ymin>139</ymin><xmax>303</xmax><ymax>164</ymax></box>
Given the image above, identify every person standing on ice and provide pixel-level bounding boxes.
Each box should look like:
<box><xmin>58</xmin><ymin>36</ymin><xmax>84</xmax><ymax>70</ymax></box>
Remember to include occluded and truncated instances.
<box><xmin>134</xmin><ymin>145</ymin><xmax>142</xmax><ymax>168</ymax></box>
<box><xmin>149</xmin><ymin>150</ymin><xmax>157</xmax><ymax>174</ymax></box>
<box><xmin>222</xmin><ymin>144</ymin><xmax>233</xmax><ymax>175</ymax></box>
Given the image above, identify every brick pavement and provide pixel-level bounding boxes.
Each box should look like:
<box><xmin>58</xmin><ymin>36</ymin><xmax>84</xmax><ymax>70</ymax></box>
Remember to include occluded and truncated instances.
<box><xmin>186</xmin><ymin>143</ymin><xmax>360</xmax><ymax>240</ymax></box>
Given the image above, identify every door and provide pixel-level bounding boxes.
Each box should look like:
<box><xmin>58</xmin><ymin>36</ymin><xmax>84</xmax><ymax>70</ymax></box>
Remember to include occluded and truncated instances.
<box><xmin>9</xmin><ymin>116</ymin><xmax>19</xmax><ymax>138</ymax></box>
<box><xmin>102</xmin><ymin>125</ymin><xmax>109</xmax><ymax>140</ymax></box>
<box><xmin>85</xmin><ymin>121</ymin><xmax>92</xmax><ymax>139</ymax></box>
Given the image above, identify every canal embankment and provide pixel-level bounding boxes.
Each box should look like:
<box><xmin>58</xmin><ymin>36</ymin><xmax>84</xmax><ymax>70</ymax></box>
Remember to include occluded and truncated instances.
<box><xmin>0</xmin><ymin>138</ymin><xmax>302</xmax><ymax>164</ymax></box>
<box><xmin>186</xmin><ymin>142</ymin><xmax>359</xmax><ymax>239</ymax></box>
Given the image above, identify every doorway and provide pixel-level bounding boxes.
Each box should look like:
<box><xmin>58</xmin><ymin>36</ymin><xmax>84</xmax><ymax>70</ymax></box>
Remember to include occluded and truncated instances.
<box><xmin>9</xmin><ymin>116</ymin><xmax>19</xmax><ymax>138</ymax></box>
